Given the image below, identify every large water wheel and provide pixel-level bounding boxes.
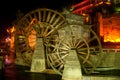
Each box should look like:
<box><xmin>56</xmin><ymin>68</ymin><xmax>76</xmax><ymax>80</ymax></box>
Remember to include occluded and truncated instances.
<box><xmin>15</xmin><ymin>8</ymin><xmax>66</xmax><ymax>66</ymax></box>
<box><xmin>47</xmin><ymin>21</ymin><xmax>102</xmax><ymax>75</ymax></box>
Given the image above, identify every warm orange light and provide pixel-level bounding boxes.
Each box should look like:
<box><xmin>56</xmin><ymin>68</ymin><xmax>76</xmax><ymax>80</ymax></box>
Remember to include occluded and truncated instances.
<box><xmin>28</xmin><ymin>18</ymin><xmax>38</xmax><ymax>50</ymax></box>
<box><xmin>28</xmin><ymin>30</ymin><xmax>36</xmax><ymax>50</ymax></box>
<box><xmin>5</xmin><ymin>26</ymin><xmax>15</xmax><ymax>64</ymax></box>
<box><xmin>30</xmin><ymin>18</ymin><xmax>38</xmax><ymax>25</ymax></box>
<box><xmin>98</xmin><ymin>1</ymin><xmax>103</xmax><ymax>5</ymax></box>
<box><xmin>82</xmin><ymin>13</ymin><xmax>87</xmax><ymax>16</ymax></box>
<box><xmin>11</xmin><ymin>26</ymin><xmax>15</xmax><ymax>33</ymax></box>
<box><xmin>99</xmin><ymin>14</ymin><xmax>120</xmax><ymax>42</ymax></box>
<box><xmin>84</xmin><ymin>15</ymin><xmax>89</xmax><ymax>23</ymax></box>
<box><xmin>105</xmin><ymin>2</ymin><xmax>111</xmax><ymax>5</ymax></box>
<box><xmin>7</xmin><ymin>26</ymin><xmax>15</xmax><ymax>33</ymax></box>
<box><xmin>6</xmin><ymin>26</ymin><xmax>15</xmax><ymax>49</ymax></box>
<box><xmin>103</xmin><ymin>28</ymin><xmax>120</xmax><ymax>42</ymax></box>
<box><xmin>10</xmin><ymin>35</ymin><xmax>14</xmax><ymax>49</ymax></box>
<box><xmin>95</xmin><ymin>1</ymin><xmax>103</xmax><ymax>6</ymax></box>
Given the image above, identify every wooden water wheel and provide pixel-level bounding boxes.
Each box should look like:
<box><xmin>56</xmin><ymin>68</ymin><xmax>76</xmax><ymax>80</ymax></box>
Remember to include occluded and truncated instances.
<box><xmin>47</xmin><ymin>24</ymin><xmax>102</xmax><ymax>75</ymax></box>
<box><xmin>15</xmin><ymin>8</ymin><xmax>66</xmax><ymax>66</ymax></box>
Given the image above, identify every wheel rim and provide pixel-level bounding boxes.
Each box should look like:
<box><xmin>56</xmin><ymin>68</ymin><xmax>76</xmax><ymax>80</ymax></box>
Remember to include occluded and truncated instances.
<box><xmin>81</xmin><ymin>27</ymin><xmax>102</xmax><ymax>74</ymax></box>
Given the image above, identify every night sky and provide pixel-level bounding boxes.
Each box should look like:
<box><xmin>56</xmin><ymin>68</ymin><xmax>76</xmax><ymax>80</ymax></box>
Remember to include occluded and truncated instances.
<box><xmin>0</xmin><ymin>0</ymin><xmax>83</xmax><ymax>38</ymax></box>
<box><xmin>0</xmin><ymin>0</ymin><xmax>82</xmax><ymax>26</ymax></box>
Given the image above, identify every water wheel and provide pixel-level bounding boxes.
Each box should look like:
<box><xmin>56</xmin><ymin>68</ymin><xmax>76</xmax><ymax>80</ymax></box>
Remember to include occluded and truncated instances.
<box><xmin>47</xmin><ymin>25</ymin><xmax>102</xmax><ymax>75</ymax></box>
<box><xmin>15</xmin><ymin>8</ymin><xmax>66</xmax><ymax>66</ymax></box>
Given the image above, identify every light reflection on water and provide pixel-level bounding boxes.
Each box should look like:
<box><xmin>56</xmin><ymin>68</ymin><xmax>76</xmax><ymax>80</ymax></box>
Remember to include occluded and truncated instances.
<box><xmin>0</xmin><ymin>49</ymin><xmax>61</xmax><ymax>80</ymax></box>
<box><xmin>0</xmin><ymin>64</ymin><xmax>61</xmax><ymax>80</ymax></box>
<box><xmin>1</xmin><ymin>61</ymin><xmax>120</xmax><ymax>80</ymax></box>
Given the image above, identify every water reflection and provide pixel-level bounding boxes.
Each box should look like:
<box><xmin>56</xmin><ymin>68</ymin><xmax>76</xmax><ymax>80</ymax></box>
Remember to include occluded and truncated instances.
<box><xmin>1</xmin><ymin>64</ymin><xmax>61</xmax><ymax>80</ymax></box>
<box><xmin>3</xmin><ymin>64</ymin><xmax>17</xmax><ymax>80</ymax></box>
<box><xmin>0</xmin><ymin>47</ymin><xmax>61</xmax><ymax>80</ymax></box>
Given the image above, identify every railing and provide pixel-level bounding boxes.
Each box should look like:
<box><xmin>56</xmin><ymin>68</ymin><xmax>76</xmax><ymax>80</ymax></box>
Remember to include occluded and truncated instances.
<box><xmin>102</xmin><ymin>48</ymin><xmax>120</xmax><ymax>53</ymax></box>
<box><xmin>89</xmin><ymin>48</ymin><xmax>120</xmax><ymax>53</ymax></box>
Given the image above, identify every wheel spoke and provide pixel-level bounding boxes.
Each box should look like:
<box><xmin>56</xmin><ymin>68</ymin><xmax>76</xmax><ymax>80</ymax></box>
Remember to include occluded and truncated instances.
<box><xmin>88</xmin><ymin>36</ymin><xmax>96</xmax><ymax>43</ymax></box>
<box><xmin>77</xmin><ymin>47</ymin><xmax>88</xmax><ymax>51</ymax></box>
<box><xmin>61</xmin><ymin>43</ymin><xmax>70</xmax><ymax>49</ymax></box>
<box><xmin>75</xmin><ymin>39</ymin><xmax>82</xmax><ymax>47</ymax></box>
<box><xmin>79</xmin><ymin>55</ymin><xmax>93</xmax><ymax>65</ymax></box>
<box><xmin>55</xmin><ymin>20</ymin><xmax>65</xmax><ymax>29</ymax></box>
<box><xmin>49</xmin><ymin>14</ymin><xmax>56</xmax><ymax>24</ymax></box>
<box><xmin>58</xmin><ymin>64</ymin><xmax>64</xmax><ymax>71</ymax></box>
<box><xmin>78</xmin><ymin>51</ymin><xmax>87</xmax><ymax>55</ymax></box>
<box><xmin>46</xmin><ymin>11</ymin><xmax>52</xmax><ymax>23</ymax></box>
<box><xmin>53</xmin><ymin>16</ymin><xmax>61</xmax><ymax>27</ymax></box>
<box><xmin>43</xmin><ymin>25</ymin><xmax>51</xmax><ymax>36</ymax></box>
<box><xmin>38</xmin><ymin>10</ymin><xmax>42</xmax><ymax>21</ymax></box>
<box><xmin>77</xmin><ymin>42</ymin><xmax>86</xmax><ymax>49</ymax></box>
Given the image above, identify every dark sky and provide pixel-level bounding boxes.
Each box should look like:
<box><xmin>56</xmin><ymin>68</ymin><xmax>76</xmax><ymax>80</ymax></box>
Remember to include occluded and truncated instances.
<box><xmin>0</xmin><ymin>0</ymin><xmax>83</xmax><ymax>38</ymax></box>
<box><xmin>0</xmin><ymin>0</ymin><xmax>82</xmax><ymax>26</ymax></box>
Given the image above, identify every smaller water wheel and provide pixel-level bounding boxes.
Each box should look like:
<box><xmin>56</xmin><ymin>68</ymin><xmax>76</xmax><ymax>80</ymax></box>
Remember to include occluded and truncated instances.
<box><xmin>15</xmin><ymin>8</ymin><xmax>66</xmax><ymax>66</ymax></box>
<box><xmin>47</xmin><ymin>25</ymin><xmax>102</xmax><ymax>75</ymax></box>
